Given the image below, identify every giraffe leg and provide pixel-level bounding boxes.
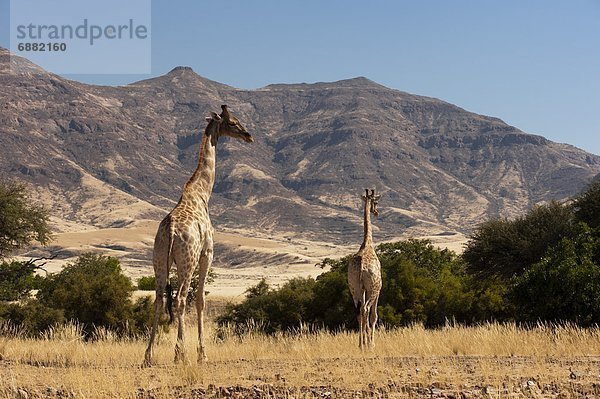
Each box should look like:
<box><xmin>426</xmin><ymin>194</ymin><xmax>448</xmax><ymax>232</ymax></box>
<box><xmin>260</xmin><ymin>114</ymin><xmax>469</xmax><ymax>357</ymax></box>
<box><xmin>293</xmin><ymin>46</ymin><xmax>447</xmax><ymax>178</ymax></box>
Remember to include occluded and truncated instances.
<box><xmin>361</xmin><ymin>302</ymin><xmax>370</xmax><ymax>349</ymax></box>
<box><xmin>368</xmin><ymin>296</ymin><xmax>379</xmax><ymax>348</ymax></box>
<box><xmin>359</xmin><ymin>290</ymin><xmax>368</xmax><ymax>350</ymax></box>
<box><xmin>359</xmin><ymin>308</ymin><xmax>363</xmax><ymax>349</ymax></box>
<box><xmin>174</xmin><ymin>264</ymin><xmax>194</xmax><ymax>363</ymax></box>
<box><xmin>144</xmin><ymin>247</ymin><xmax>169</xmax><ymax>366</ymax></box>
<box><xmin>144</xmin><ymin>280</ymin><xmax>165</xmax><ymax>365</ymax></box>
<box><xmin>358</xmin><ymin>314</ymin><xmax>362</xmax><ymax>349</ymax></box>
<box><xmin>195</xmin><ymin>249</ymin><xmax>212</xmax><ymax>363</ymax></box>
<box><xmin>364</xmin><ymin>308</ymin><xmax>370</xmax><ymax>349</ymax></box>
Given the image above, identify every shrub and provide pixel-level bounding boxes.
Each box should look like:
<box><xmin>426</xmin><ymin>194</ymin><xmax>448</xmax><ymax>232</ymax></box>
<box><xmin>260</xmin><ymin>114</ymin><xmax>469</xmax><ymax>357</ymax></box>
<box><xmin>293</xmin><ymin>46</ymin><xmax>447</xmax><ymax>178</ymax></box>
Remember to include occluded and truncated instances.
<box><xmin>510</xmin><ymin>224</ymin><xmax>600</xmax><ymax>325</ymax></box>
<box><xmin>573</xmin><ymin>181</ymin><xmax>600</xmax><ymax>229</ymax></box>
<box><xmin>0</xmin><ymin>300</ymin><xmax>65</xmax><ymax>336</ymax></box>
<box><xmin>217</xmin><ymin>278</ymin><xmax>317</xmax><ymax>334</ymax></box>
<box><xmin>309</xmin><ymin>260</ymin><xmax>356</xmax><ymax>329</ymax></box>
<box><xmin>0</xmin><ymin>179</ymin><xmax>51</xmax><ymax>259</ymax></box>
<box><xmin>0</xmin><ymin>259</ymin><xmax>45</xmax><ymax>301</ymax></box>
<box><xmin>463</xmin><ymin>201</ymin><xmax>573</xmax><ymax>279</ymax></box>
<box><xmin>37</xmin><ymin>253</ymin><xmax>150</xmax><ymax>336</ymax></box>
<box><xmin>377</xmin><ymin>240</ymin><xmax>478</xmax><ymax>327</ymax></box>
<box><xmin>217</xmin><ymin>239</ymin><xmax>500</xmax><ymax>334</ymax></box>
<box><xmin>131</xmin><ymin>295</ymin><xmax>154</xmax><ymax>334</ymax></box>
<box><xmin>137</xmin><ymin>276</ymin><xmax>155</xmax><ymax>291</ymax></box>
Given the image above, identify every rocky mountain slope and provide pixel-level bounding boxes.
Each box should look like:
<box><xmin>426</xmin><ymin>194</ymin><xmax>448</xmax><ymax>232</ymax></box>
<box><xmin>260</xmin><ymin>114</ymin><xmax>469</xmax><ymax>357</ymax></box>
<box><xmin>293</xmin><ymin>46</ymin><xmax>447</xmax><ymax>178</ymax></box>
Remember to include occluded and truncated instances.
<box><xmin>2</xmin><ymin>47</ymin><xmax>599</xmax><ymax>248</ymax></box>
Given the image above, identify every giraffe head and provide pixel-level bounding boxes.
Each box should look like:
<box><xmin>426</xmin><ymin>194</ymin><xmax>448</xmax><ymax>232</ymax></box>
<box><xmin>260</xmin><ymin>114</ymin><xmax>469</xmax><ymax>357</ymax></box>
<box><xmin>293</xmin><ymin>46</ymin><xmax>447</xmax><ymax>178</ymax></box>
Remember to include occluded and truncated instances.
<box><xmin>219</xmin><ymin>104</ymin><xmax>253</xmax><ymax>143</ymax></box>
<box><xmin>362</xmin><ymin>189</ymin><xmax>381</xmax><ymax>217</ymax></box>
<box><xmin>204</xmin><ymin>105</ymin><xmax>253</xmax><ymax>145</ymax></box>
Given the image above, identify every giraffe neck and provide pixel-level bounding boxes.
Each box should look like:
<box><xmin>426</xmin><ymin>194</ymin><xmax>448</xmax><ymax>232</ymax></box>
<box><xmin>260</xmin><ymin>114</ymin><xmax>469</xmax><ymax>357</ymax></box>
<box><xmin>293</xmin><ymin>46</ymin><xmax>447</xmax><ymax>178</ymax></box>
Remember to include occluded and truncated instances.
<box><xmin>362</xmin><ymin>198</ymin><xmax>373</xmax><ymax>248</ymax></box>
<box><xmin>181</xmin><ymin>120</ymin><xmax>218</xmax><ymax>209</ymax></box>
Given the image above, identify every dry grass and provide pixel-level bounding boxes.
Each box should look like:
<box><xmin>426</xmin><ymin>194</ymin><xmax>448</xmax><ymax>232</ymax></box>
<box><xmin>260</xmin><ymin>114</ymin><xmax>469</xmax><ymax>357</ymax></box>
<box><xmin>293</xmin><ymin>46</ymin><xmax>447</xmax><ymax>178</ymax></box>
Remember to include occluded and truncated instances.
<box><xmin>1</xmin><ymin>317</ymin><xmax>600</xmax><ymax>398</ymax></box>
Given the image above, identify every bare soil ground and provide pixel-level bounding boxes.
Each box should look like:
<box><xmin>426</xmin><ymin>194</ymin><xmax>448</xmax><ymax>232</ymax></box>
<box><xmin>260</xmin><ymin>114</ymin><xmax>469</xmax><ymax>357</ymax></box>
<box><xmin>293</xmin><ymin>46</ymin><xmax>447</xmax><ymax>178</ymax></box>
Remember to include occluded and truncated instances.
<box><xmin>2</xmin><ymin>316</ymin><xmax>599</xmax><ymax>398</ymax></box>
<box><xmin>3</xmin><ymin>356</ymin><xmax>600</xmax><ymax>398</ymax></box>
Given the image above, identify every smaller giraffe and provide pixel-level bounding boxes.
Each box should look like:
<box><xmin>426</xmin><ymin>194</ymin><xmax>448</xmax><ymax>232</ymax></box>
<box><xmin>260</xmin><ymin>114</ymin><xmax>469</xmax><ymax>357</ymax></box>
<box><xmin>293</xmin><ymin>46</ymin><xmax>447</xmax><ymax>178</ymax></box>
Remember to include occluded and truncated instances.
<box><xmin>348</xmin><ymin>189</ymin><xmax>382</xmax><ymax>349</ymax></box>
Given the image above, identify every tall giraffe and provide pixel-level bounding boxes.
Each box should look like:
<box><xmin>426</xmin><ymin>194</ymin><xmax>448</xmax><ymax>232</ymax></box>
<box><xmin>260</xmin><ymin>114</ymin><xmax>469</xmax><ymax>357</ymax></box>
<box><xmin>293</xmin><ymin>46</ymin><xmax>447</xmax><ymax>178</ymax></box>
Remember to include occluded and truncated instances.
<box><xmin>144</xmin><ymin>105</ymin><xmax>253</xmax><ymax>365</ymax></box>
<box><xmin>348</xmin><ymin>189</ymin><xmax>382</xmax><ymax>349</ymax></box>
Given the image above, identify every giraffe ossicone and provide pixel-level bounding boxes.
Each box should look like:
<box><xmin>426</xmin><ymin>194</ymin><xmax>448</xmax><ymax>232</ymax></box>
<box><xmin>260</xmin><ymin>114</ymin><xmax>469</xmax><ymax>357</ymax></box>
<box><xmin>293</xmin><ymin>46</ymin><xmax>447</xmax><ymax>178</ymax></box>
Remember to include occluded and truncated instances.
<box><xmin>144</xmin><ymin>105</ymin><xmax>253</xmax><ymax>365</ymax></box>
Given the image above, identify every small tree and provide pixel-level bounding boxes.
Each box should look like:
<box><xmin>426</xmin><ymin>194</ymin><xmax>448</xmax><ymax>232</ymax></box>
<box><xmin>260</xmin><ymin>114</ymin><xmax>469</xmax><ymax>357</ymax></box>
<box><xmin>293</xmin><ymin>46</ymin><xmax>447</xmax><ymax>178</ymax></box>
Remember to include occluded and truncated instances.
<box><xmin>0</xmin><ymin>258</ymin><xmax>45</xmax><ymax>301</ymax></box>
<box><xmin>510</xmin><ymin>224</ymin><xmax>600</xmax><ymax>325</ymax></box>
<box><xmin>463</xmin><ymin>201</ymin><xmax>573</xmax><ymax>279</ymax></box>
<box><xmin>0</xmin><ymin>179</ymin><xmax>51</xmax><ymax>259</ymax></box>
<box><xmin>37</xmin><ymin>253</ymin><xmax>140</xmax><ymax>336</ymax></box>
<box><xmin>137</xmin><ymin>276</ymin><xmax>156</xmax><ymax>291</ymax></box>
<box><xmin>131</xmin><ymin>295</ymin><xmax>154</xmax><ymax>333</ymax></box>
<box><xmin>573</xmin><ymin>181</ymin><xmax>600</xmax><ymax>229</ymax></box>
<box><xmin>377</xmin><ymin>239</ymin><xmax>476</xmax><ymax>327</ymax></box>
<box><xmin>217</xmin><ymin>278</ymin><xmax>317</xmax><ymax>334</ymax></box>
<box><xmin>0</xmin><ymin>301</ymin><xmax>65</xmax><ymax>336</ymax></box>
<box><xmin>309</xmin><ymin>260</ymin><xmax>356</xmax><ymax>329</ymax></box>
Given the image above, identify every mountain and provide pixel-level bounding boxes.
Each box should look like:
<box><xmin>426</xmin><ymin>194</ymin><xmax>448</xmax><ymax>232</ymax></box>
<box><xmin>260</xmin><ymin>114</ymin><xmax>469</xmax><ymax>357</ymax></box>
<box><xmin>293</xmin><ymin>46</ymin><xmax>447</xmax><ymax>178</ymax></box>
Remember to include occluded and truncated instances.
<box><xmin>2</xmin><ymin>47</ymin><xmax>599</xmax><ymax>251</ymax></box>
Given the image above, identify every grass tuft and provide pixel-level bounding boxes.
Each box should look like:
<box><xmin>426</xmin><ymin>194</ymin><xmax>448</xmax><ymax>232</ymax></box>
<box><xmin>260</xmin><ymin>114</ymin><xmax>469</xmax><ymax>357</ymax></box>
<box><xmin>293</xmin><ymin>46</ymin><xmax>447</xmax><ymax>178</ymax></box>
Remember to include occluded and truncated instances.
<box><xmin>1</xmin><ymin>316</ymin><xmax>599</xmax><ymax>398</ymax></box>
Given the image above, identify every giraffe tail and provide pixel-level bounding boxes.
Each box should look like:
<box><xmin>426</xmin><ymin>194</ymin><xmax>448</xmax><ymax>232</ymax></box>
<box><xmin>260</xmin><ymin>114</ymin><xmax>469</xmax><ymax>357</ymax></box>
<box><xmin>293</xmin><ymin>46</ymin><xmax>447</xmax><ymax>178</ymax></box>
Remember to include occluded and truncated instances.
<box><xmin>355</xmin><ymin>270</ymin><xmax>367</xmax><ymax>317</ymax></box>
<box><xmin>165</xmin><ymin>217</ymin><xmax>175</xmax><ymax>324</ymax></box>
<box><xmin>166</xmin><ymin>283</ymin><xmax>174</xmax><ymax>324</ymax></box>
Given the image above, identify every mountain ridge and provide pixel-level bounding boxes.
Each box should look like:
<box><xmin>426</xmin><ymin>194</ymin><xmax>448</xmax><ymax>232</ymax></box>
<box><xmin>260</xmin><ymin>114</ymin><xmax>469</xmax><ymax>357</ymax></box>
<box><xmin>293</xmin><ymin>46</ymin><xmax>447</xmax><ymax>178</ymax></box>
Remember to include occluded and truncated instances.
<box><xmin>1</xmin><ymin>48</ymin><xmax>599</xmax><ymax>253</ymax></box>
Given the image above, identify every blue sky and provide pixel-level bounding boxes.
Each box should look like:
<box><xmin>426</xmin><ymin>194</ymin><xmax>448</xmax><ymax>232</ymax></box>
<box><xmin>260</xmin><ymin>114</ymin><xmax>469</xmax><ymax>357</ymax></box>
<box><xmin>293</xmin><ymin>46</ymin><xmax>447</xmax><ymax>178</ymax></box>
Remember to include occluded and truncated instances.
<box><xmin>1</xmin><ymin>0</ymin><xmax>599</xmax><ymax>155</ymax></box>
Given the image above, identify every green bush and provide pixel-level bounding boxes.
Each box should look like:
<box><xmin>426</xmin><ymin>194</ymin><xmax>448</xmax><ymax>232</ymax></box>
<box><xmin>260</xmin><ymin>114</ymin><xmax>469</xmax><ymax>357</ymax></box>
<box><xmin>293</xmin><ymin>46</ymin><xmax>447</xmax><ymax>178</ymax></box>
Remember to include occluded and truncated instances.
<box><xmin>137</xmin><ymin>275</ymin><xmax>155</xmax><ymax>291</ymax></box>
<box><xmin>309</xmin><ymin>260</ymin><xmax>356</xmax><ymax>329</ymax></box>
<box><xmin>0</xmin><ymin>259</ymin><xmax>45</xmax><ymax>301</ymax></box>
<box><xmin>463</xmin><ymin>201</ymin><xmax>573</xmax><ymax>279</ymax></box>
<box><xmin>216</xmin><ymin>264</ymin><xmax>356</xmax><ymax>335</ymax></box>
<box><xmin>0</xmin><ymin>300</ymin><xmax>65</xmax><ymax>336</ymax></box>
<box><xmin>468</xmin><ymin>276</ymin><xmax>512</xmax><ymax>322</ymax></box>
<box><xmin>217</xmin><ymin>278</ymin><xmax>317</xmax><ymax>334</ymax></box>
<box><xmin>218</xmin><ymin>239</ymin><xmax>501</xmax><ymax>334</ymax></box>
<box><xmin>573</xmin><ymin>182</ymin><xmax>600</xmax><ymax>229</ymax></box>
<box><xmin>131</xmin><ymin>295</ymin><xmax>154</xmax><ymax>333</ymax></box>
<box><xmin>37</xmin><ymin>253</ymin><xmax>150</xmax><ymax>337</ymax></box>
<box><xmin>510</xmin><ymin>224</ymin><xmax>600</xmax><ymax>325</ymax></box>
<box><xmin>377</xmin><ymin>239</ymin><xmax>483</xmax><ymax>327</ymax></box>
<box><xmin>0</xmin><ymin>179</ymin><xmax>51</xmax><ymax>259</ymax></box>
